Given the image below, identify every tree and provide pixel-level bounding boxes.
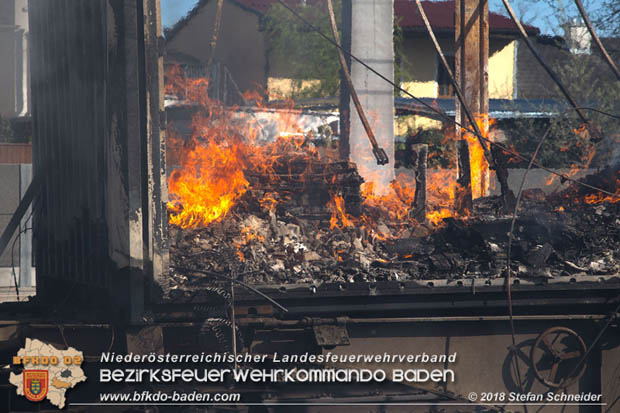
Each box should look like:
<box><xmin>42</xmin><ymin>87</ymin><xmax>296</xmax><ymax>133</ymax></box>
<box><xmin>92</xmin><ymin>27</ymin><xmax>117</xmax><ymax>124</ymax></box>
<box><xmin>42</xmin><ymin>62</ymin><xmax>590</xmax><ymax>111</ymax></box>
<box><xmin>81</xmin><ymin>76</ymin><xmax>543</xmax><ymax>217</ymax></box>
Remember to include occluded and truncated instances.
<box><xmin>262</xmin><ymin>1</ymin><xmax>410</xmax><ymax>99</ymax></box>
<box><xmin>492</xmin><ymin>1</ymin><xmax>620</xmax><ymax>168</ymax></box>
<box><xmin>595</xmin><ymin>0</ymin><xmax>620</xmax><ymax>37</ymax></box>
<box><xmin>263</xmin><ymin>1</ymin><xmax>343</xmax><ymax>98</ymax></box>
<box><xmin>503</xmin><ymin>47</ymin><xmax>620</xmax><ymax>168</ymax></box>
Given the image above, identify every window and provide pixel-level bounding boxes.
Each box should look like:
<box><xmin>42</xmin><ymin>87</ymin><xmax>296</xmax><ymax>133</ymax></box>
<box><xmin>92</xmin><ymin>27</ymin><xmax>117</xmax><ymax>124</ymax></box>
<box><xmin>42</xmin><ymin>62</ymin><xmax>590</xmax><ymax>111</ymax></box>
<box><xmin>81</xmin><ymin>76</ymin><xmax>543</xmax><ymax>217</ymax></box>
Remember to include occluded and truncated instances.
<box><xmin>437</xmin><ymin>55</ymin><xmax>455</xmax><ymax>97</ymax></box>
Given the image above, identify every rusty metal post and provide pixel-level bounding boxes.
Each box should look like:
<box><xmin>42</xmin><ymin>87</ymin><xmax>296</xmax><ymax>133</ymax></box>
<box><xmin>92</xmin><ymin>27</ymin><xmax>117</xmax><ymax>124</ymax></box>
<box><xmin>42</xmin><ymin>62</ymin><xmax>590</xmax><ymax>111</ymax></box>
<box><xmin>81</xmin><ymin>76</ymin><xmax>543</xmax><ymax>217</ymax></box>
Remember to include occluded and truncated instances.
<box><xmin>455</xmin><ymin>0</ymin><xmax>489</xmax><ymax>199</ymax></box>
<box><xmin>411</xmin><ymin>144</ymin><xmax>427</xmax><ymax>221</ymax></box>
<box><xmin>456</xmin><ymin>140</ymin><xmax>473</xmax><ymax>214</ymax></box>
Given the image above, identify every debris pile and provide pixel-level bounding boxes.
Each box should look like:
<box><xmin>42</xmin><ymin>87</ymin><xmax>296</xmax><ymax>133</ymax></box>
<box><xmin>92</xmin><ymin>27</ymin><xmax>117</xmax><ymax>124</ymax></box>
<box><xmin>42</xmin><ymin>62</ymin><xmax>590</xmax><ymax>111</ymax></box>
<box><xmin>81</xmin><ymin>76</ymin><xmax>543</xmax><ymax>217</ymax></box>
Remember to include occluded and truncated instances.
<box><xmin>169</xmin><ymin>187</ymin><xmax>620</xmax><ymax>288</ymax></box>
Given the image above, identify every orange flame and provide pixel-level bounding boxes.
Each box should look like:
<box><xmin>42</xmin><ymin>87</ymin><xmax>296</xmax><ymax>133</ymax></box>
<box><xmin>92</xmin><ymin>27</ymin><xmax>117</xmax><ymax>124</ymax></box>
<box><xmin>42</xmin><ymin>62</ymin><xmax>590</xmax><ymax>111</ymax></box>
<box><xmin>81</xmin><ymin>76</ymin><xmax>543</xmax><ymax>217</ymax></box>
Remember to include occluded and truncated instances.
<box><xmin>166</xmin><ymin>67</ymin><xmax>494</xmax><ymax>233</ymax></box>
<box><xmin>461</xmin><ymin>116</ymin><xmax>495</xmax><ymax>199</ymax></box>
<box><xmin>328</xmin><ymin>194</ymin><xmax>355</xmax><ymax>229</ymax></box>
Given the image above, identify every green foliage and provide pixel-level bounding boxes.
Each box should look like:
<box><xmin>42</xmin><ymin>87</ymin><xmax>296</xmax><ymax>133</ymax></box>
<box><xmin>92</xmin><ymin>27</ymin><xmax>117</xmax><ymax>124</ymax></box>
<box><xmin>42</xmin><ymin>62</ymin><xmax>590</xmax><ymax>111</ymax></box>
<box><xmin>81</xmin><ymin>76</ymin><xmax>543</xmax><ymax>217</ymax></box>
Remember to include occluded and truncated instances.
<box><xmin>262</xmin><ymin>1</ymin><xmax>409</xmax><ymax>98</ymax></box>
<box><xmin>504</xmin><ymin>53</ymin><xmax>620</xmax><ymax>168</ymax></box>
<box><xmin>595</xmin><ymin>0</ymin><xmax>620</xmax><ymax>37</ymax></box>
<box><xmin>263</xmin><ymin>1</ymin><xmax>342</xmax><ymax>98</ymax></box>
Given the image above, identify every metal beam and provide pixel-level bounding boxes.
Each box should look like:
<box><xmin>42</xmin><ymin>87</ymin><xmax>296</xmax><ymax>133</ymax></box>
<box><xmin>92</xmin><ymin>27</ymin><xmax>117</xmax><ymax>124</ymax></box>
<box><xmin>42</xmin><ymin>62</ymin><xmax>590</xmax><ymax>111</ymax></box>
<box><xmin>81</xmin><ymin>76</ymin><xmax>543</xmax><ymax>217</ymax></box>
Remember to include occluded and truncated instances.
<box><xmin>0</xmin><ymin>174</ymin><xmax>39</xmax><ymax>263</ymax></box>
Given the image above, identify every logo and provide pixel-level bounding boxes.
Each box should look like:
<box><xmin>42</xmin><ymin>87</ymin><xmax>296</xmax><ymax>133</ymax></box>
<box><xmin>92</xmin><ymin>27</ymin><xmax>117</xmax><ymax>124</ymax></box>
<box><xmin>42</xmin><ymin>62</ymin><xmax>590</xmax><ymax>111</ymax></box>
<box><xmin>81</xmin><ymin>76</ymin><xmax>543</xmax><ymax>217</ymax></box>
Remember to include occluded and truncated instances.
<box><xmin>9</xmin><ymin>338</ymin><xmax>87</xmax><ymax>409</ymax></box>
<box><xmin>23</xmin><ymin>370</ymin><xmax>49</xmax><ymax>402</ymax></box>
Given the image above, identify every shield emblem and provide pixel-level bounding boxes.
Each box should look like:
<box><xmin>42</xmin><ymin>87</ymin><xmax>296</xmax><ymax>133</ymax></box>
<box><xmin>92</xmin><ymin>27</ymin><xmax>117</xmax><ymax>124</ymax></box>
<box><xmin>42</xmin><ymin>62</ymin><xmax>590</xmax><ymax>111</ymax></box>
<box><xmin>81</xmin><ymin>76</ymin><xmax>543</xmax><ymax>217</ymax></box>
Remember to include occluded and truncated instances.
<box><xmin>23</xmin><ymin>370</ymin><xmax>48</xmax><ymax>402</ymax></box>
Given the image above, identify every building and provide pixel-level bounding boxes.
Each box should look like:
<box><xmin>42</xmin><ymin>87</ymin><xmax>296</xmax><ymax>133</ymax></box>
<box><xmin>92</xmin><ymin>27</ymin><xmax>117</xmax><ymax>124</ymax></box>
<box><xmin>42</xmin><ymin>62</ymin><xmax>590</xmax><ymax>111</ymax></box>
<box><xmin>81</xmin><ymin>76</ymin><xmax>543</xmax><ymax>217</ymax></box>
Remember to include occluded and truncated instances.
<box><xmin>0</xmin><ymin>0</ymin><xmax>29</xmax><ymax>120</ymax></box>
<box><xmin>165</xmin><ymin>0</ymin><xmax>536</xmax><ymax>98</ymax></box>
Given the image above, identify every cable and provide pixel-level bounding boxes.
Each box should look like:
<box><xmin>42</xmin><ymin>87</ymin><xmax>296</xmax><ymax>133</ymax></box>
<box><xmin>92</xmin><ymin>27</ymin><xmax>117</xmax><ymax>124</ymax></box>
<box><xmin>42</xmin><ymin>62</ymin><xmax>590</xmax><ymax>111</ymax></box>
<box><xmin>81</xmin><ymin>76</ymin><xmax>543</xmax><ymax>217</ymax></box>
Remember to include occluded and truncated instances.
<box><xmin>326</xmin><ymin>0</ymin><xmax>388</xmax><ymax>165</ymax></box>
<box><xmin>172</xmin><ymin>265</ymin><xmax>289</xmax><ymax>313</ymax></box>
<box><xmin>272</xmin><ymin>0</ymin><xmax>620</xmax><ymax>201</ymax></box>
<box><xmin>565</xmin><ymin>298</ymin><xmax>620</xmax><ymax>385</ymax></box>
<box><xmin>505</xmin><ymin>124</ymin><xmax>552</xmax><ymax>401</ymax></box>
<box><xmin>8</xmin><ymin>218</ymin><xmax>33</xmax><ymax>302</ymax></box>
<box><xmin>573</xmin><ymin>0</ymin><xmax>620</xmax><ymax>81</ymax></box>
<box><xmin>500</xmin><ymin>0</ymin><xmax>599</xmax><ymax>139</ymax></box>
<box><xmin>412</xmin><ymin>0</ymin><xmax>491</xmax><ymax>159</ymax></box>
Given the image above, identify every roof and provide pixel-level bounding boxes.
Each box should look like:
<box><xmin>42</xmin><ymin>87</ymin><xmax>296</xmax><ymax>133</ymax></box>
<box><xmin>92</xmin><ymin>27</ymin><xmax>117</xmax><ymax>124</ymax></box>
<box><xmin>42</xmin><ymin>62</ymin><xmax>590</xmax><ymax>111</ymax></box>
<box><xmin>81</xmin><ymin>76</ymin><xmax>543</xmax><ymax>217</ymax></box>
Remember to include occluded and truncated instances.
<box><xmin>165</xmin><ymin>0</ymin><xmax>539</xmax><ymax>41</ymax></box>
<box><xmin>269</xmin><ymin>96</ymin><xmax>567</xmax><ymax>119</ymax></box>
<box><xmin>394</xmin><ymin>97</ymin><xmax>568</xmax><ymax>119</ymax></box>
<box><xmin>393</xmin><ymin>0</ymin><xmax>538</xmax><ymax>35</ymax></box>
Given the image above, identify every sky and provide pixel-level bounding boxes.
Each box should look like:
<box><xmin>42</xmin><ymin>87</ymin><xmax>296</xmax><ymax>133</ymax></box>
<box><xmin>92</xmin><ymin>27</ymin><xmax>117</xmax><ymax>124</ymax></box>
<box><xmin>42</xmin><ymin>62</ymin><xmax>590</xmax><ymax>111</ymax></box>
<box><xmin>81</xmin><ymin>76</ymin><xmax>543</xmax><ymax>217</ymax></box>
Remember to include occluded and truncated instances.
<box><xmin>161</xmin><ymin>0</ymin><xmax>607</xmax><ymax>36</ymax></box>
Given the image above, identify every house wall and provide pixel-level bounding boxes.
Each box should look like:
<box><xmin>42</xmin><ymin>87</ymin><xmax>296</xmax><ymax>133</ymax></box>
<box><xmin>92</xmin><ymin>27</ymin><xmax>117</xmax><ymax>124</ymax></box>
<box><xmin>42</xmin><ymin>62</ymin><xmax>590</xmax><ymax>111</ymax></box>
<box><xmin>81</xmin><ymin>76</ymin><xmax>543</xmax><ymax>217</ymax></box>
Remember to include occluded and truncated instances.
<box><xmin>488</xmin><ymin>39</ymin><xmax>515</xmax><ymax>99</ymax></box>
<box><xmin>165</xmin><ymin>1</ymin><xmax>267</xmax><ymax>93</ymax></box>
<box><xmin>0</xmin><ymin>0</ymin><xmax>29</xmax><ymax>119</ymax></box>
<box><xmin>0</xmin><ymin>26</ymin><xmax>16</xmax><ymax>118</ymax></box>
<box><xmin>267</xmin><ymin>78</ymin><xmax>321</xmax><ymax>100</ymax></box>
<box><xmin>397</xmin><ymin>37</ymin><xmax>516</xmax><ymax>131</ymax></box>
<box><xmin>400</xmin><ymin>37</ymin><xmax>439</xmax><ymax>99</ymax></box>
<box><xmin>399</xmin><ymin>36</ymin><xmax>515</xmax><ymax>100</ymax></box>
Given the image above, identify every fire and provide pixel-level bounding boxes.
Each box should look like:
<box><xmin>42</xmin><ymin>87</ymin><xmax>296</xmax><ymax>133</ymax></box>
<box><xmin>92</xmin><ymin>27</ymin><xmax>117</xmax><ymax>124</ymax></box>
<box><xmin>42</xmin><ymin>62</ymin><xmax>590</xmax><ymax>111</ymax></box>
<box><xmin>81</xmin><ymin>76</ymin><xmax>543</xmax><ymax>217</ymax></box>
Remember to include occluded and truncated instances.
<box><xmin>166</xmin><ymin>66</ymin><xmax>491</xmax><ymax>233</ymax></box>
<box><xmin>582</xmin><ymin>174</ymin><xmax>620</xmax><ymax>204</ymax></box>
<box><xmin>461</xmin><ymin>116</ymin><xmax>494</xmax><ymax>199</ymax></box>
<box><xmin>165</xmin><ymin>66</ymin><xmax>316</xmax><ymax>229</ymax></box>
<box><xmin>328</xmin><ymin>194</ymin><xmax>355</xmax><ymax>229</ymax></box>
<box><xmin>583</xmin><ymin>192</ymin><xmax>620</xmax><ymax>204</ymax></box>
<box><xmin>168</xmin><ymin>141</ymin><xmax>249</xmax><ymax>228</ymax></box>
<box><xmin>426</xmin><ymin>209</ymin><xmax>452</xmax><ymax>225</ymax></box>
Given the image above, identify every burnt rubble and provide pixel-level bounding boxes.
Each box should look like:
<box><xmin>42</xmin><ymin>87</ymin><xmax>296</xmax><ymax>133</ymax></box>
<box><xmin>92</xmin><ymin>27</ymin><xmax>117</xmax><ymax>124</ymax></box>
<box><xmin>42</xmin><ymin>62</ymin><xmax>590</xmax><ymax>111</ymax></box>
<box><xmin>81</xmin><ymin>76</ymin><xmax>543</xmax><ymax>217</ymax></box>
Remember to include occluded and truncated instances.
<box><xmin>169</xmin><ymin>188</ymin><xmax>620</xmax><ymax>289</ymax></box>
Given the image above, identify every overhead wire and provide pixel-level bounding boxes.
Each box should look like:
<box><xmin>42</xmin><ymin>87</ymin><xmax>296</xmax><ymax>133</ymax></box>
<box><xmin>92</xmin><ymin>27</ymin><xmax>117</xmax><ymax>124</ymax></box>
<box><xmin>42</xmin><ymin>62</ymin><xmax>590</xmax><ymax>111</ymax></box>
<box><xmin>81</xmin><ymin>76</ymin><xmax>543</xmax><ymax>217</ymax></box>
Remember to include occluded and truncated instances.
<box><xmin>271</xmin><ymin>4</ymin><xmax>620</xmax><ymax>391</ymax></box>
<box><xmin>499</xmin><ymin>0</ymin><xmax>599</xmax><ymax>138</ymax></box>
<box><xmin>273</xmin><ymin>0</ymin><xmax>620</xmax><ymax>201</ymax></box>
<box><xmin>505</xmin><ymin>124</ymin><xmax>552</xmax><ymax>399</ymax></box>
<box><xmin>326</xmin><ymin>0</ymin><xmax>389</xmax><ymax>165</ymax></box>
<box><xmin>412</xmin><ymin>0</ymin><xmax>491</xmax><ymax>159</ymax></box>
<box><xmin>573</xmin><ymin>0</ymin><xmax>620</xmax><ymax>81</ymax></box>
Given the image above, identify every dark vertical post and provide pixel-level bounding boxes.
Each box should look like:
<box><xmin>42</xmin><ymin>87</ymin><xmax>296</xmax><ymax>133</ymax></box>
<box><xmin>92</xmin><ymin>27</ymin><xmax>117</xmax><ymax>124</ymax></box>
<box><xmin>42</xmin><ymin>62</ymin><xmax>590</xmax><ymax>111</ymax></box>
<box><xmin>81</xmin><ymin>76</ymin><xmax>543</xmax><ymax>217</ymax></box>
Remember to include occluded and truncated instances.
<box><xmin>338</xmin><ymin>0</ymin><xmax>352</xmax><ymax>161</ymax></box>
<box><xmin>491</xmin><ymin>144</ymin><xmax>516</xmax><ymax>211</ymax></box>
<box><xmin>143</xmin><ymin>0</ymin><xmax>169</xmax><ymax>295</ymax></box>
<box><xmin>456</xmin><ymin>140</ymin><xmax>473</xmax><ymax>214</ymax></box>
<box><xmin>411</xmin><ymin>144</ymin><xmax>427</xmax><ymax>221</ymax></box>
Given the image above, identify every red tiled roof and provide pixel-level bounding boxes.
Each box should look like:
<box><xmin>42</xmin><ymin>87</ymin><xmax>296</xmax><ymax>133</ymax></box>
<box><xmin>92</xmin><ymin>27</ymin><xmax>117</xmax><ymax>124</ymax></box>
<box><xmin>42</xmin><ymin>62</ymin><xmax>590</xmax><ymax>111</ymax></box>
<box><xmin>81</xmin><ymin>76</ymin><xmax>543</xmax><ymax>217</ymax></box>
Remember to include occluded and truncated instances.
<box><xmin>397</xmin><ymin>0</ymin><xmax>538</xmax><ymax>33</ymax></box>
<box><xmin>233</xmin><ymin>0</ymin><xmax>539</xmax><ymax>34</ymax></box>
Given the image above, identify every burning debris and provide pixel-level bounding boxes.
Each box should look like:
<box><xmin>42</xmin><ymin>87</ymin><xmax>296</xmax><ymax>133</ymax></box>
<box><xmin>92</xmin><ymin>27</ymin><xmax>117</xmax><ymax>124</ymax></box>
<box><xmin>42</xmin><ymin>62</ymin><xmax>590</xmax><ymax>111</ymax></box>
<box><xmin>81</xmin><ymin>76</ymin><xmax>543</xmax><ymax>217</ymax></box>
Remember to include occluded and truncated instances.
<box><xmin>170</xmin><ymin>193</ymin><xmax>620</xmax><ymax>287</ymax></box>
<box><xmin>165</xmin><ymin>68</ymin><xmax>620</xmax><ymax>291</ymax></box>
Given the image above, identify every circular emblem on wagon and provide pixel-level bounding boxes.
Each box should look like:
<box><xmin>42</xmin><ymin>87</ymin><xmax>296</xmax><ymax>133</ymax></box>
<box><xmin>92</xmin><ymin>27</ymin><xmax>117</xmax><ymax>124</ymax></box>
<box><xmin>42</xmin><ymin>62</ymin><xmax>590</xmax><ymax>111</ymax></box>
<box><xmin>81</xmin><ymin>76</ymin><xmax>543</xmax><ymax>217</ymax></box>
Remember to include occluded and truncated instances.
<box><xmin>9</xmin><ymin>338</ymin><xmax>87</xmax><ymax>409</ymax></box>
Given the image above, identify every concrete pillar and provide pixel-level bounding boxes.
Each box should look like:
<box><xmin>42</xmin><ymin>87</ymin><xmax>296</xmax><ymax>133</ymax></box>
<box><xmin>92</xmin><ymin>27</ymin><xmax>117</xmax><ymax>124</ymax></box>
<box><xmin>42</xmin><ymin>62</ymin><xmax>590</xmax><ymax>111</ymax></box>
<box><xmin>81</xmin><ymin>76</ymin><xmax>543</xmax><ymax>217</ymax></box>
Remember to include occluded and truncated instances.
<box><xmin>350</xmin><ymin>0</ymin><xmax>394</xmax><ymax>194</ymax></box>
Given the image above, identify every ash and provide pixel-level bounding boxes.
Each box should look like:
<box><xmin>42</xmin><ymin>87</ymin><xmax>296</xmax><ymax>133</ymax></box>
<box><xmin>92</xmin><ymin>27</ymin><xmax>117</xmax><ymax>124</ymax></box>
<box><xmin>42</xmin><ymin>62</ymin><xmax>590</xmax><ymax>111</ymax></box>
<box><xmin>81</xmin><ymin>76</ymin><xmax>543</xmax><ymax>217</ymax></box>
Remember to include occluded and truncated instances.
<box><xmin>169</xmin><ymin>193</ymin><xmax>620</xmax><ymax>288</ymax></box>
